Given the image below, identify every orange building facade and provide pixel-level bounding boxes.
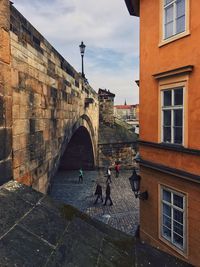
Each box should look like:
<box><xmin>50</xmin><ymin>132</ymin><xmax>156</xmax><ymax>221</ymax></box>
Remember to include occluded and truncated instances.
<box><xmin>125</xmin><ymin>0</ymin><xmax>200</xmax><ymax>266</ymax></box>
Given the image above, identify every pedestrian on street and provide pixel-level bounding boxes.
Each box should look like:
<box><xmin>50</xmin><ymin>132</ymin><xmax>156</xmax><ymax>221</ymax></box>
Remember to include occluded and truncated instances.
<box><xmin>106</xmin><ymin>167</ymin><xmax>112</xmax><ymax>183</ymax></box>
<box><xmin>78</xmin><ymin>168</ymin><xmax>83</xmax><ymax>183</ymax></box>
<box><xmin>115</xmin><ymin>162</ymin><xmax>120</xmax><ymax>178</ymax></box>
<box><xmin>103</xmin><ymin>183</ymin><xmax>113</xmax><ymax>206</ymax></box>
<box><xmin>94</xmin><ymin>183</ymin><xmax>103</xmax><ymax>204</ymax></box>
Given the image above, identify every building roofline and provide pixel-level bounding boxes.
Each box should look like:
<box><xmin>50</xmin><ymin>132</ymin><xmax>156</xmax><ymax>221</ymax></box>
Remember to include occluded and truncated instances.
<box><xmin>124</xmin><ymin>0</ymin><xmax>139</xmax><ymax>17</ymax></box>
<box><xmin>98</xmin><ymin>88</ymin><xmax>115</xmax><ymax>97</ymax></box>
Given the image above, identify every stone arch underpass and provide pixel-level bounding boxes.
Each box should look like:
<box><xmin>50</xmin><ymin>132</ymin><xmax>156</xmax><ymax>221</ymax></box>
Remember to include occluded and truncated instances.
<box><xmin>59</xmin><ymin>115</ymin><xmax>96</xmax><ymax>170</ymax></box>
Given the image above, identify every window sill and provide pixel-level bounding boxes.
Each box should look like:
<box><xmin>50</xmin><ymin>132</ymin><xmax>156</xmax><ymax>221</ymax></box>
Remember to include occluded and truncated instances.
<box><xmin>159</xmin><ymin>236</ymin><xmax>188</xmax><ymax>258</ymax></box>
<box><xmin>159</xmin><ymin>31</ymin><xmax>190</xmax><ymax>47</ymax></box>
<box><xmin>160</xmin><ymin>142</ymin><xmax>184</xmax><ymax>149</ymax></box>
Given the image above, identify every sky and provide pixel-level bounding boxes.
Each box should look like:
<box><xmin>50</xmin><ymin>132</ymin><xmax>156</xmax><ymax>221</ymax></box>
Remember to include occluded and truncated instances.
<box><xmin>12</xmin><ymin>0</ymin><xmax>140</xmax><ymax>105</ymax></box>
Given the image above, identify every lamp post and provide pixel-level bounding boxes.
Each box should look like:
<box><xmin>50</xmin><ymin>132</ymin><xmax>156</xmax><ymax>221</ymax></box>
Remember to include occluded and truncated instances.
<box><xmin>79</xmin><ymin>41</ymin><xmax>86</xmax><ymax>78</ymax></box>
<box><xmin>129</xmin><ymin>168</ymin><xmax>148</xmax><ymax>200</ymax></box>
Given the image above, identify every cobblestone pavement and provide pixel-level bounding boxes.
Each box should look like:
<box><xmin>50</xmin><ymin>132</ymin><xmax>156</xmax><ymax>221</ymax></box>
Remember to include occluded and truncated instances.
<box><xmin>50</xmin><ymin>170</ymin><xmax>139</xmax><ymax>236</ymax></box>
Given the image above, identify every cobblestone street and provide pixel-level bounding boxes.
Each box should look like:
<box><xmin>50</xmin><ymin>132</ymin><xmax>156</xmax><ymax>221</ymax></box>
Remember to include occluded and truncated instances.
<box><xmin>50</xmin><ymin>170</ymin><xmax>139</xmax><ymax>236</ymax></box>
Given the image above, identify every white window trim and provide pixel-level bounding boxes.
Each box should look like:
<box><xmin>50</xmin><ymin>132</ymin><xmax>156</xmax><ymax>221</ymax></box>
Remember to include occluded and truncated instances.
<box><xmin>160</xmin><ymin>186</ymin><xmax>187</xmax><ymax>254</ymax></box>
<box><xmin>161</xmin><ymin>87</ymin><xmax>184</xmax><ymax>145</ymax></box>
<box><xmin>159</xmin><ymin>0</ymin><xmax>190</xmax><ymax>47</ymax></box>
<box><xmin>163</xmin><ymin>0</ymin><xmax>186</xmax><ymax>40</ymax></box>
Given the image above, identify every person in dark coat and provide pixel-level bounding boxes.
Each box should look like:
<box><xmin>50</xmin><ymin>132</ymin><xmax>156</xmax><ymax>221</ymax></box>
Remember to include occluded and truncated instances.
<box><xmin>78</xmin><ymin>168</ymin><xmax>83</xmax><ymax>183</ymax></box>
<box><xmin>115</xmin><ymin>162</ymin><xmax>120</xmax><ymax>178</ymax></box>
<box><xmin>103</xmin><ymin>183</ymin><xmax>113</xmax><ymax>206</ymax></box>
<box><xmin>106</xmin><ymin>167</ymin><xmax>112</xmax><ymax>183</ymax></box>
<box><xmin>94</xmin><ymin>183</ymin><xmax>103</xmax><ymax>204</ymax></box>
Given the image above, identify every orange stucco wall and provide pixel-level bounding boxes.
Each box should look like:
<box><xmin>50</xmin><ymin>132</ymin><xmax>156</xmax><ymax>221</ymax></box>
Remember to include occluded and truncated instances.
<box><xmin>140</xmin><ymin>166</ymin><xmax>200</xmax><ymax>266</ymax></box>
<box><xmin>138</xmin><ymin>1</ymin><xmax>200</xmax><ymax>265</ymax></box>
<box><xmin>140</xmin><ymin>0</ymin><xmax>200</xmax><ymax>149</ymax></box>
<box><xmin>140</xmin><ymin>145</ymin><xmax>200</xmax><ymax>176</ymax></box>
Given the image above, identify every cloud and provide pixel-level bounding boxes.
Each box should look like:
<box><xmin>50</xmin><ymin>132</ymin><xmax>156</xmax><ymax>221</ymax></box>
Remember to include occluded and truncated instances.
<box><xmin>13</xmin><ymin>0</ymin><xmax>139</xmax><ymax>104</ymax></box>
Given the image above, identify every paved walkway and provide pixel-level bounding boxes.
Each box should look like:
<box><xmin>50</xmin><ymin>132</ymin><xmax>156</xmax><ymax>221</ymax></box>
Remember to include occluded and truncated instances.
<box><xmin>49</xmin><ymin>170</ymin><xmax>139</xmax><ymax>236</ymax></box>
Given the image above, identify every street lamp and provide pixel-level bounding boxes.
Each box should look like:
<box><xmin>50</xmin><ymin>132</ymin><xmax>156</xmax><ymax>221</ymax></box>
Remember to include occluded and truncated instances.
<box><xmin>129</xmin><ymin>168</ymin><xmax>148</xmax><ymax>200</ymax></box>
<box><xmin>79</xmin><ymin>41</ymin><xmax>86</xmax><ymax>78</ymax></box>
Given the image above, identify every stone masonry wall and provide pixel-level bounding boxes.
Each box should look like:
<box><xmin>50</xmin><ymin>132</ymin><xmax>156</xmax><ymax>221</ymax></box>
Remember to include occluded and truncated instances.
<box><xmin>98</xmin><ymin>142</ymin><xmax>136</xmax><ymax>169</ymax></box>
<box><xmin>7</xmin><ymin>3</ymin><xmax>99</xmax><ymax>193</ymax></box>
<box><xmin>0</xmin><ymin>0</ymin><xmax>12</xmax><ymax>184</ymax></box>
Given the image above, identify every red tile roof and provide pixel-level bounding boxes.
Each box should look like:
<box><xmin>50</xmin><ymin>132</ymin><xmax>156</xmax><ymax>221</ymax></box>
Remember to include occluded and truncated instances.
<box><xmin>114</xmin><ymin>105</ymin><xmax>135</xmax><ymax>109</ymax></box>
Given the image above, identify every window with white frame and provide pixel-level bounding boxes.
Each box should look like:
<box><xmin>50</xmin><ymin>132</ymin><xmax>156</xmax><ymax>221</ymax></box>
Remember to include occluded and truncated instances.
<box><xmin>164</xmin><ymin>0</ymin><xmax>186</xmax><ymax>39</ymax></box>
<box><xmin>161</xmin><ymin>187</ymin><xmax>186</xmax><ymax>251</ymax></box>
<box><xmin>162</xmin><ymin>87</ymin><xmax>183</xmax><ymax>144</ymax></box>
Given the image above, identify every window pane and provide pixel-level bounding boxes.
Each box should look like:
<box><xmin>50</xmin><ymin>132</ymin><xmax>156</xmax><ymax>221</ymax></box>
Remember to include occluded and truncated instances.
<box><xmin>163</xmin><ymin>215</ymin><xmax>171</xmax><ymax>229</ymax></box>
<box><xmin>165</xmin><ymin>5</ymin><xmax>174</xmax><ymax>23</ymax></box>
<box><xmin>163</xmin><ymin>90</ymin><xmax>172</xmax><ymax>106</ymax></box>
<box><xmin>173</xmin><ymin>233</ymin><xmax>183</xmax><ymax>248</ymax></box>
<box><xmin>174</xmin><ymin>221</ymin><xmax>183</xmax><ymax>236</ymax></box>
<box><xmin>163</xmin><ymin>226</ymin><xmax>171</xmax><ymax>239</ymax></box>
<box><xmin>174</xmin><ymin>88</ymin><xmax>183</xmax><ymax>105</ymax></box>
<box><xmin>176</xmin><ymin>0</ymin><xmax>185</xmax><ymax>18</ymax></box>
<box><xmin>176</xmin><ymin>15</ymin><xmax>185</xmax><ymax>34</ymax></box>
<box><xmin>174</xmin><ymin>127</ymin><xmax>182</xmax><ymax>144</ymax></box>
<box><xmin>163</xmin><ymin>190</ymin><xmax>171</xmax><ymax>203</ymax></box>
<box><xmin>164</xmin><ymin>110</ymin><xmax>171</xmax><ymax>126</ymax></box>
<box><xmin>174</xmin><ymin>209</ymin><xmax>183</xmax><ymax>224</ymax></box>
<box><xmin>173</xmin><ymin>194</ymin><xmax>183</xmax><ymax>208</ymax></box>
<box><xmin>165</xmin><ymin>22</ymin><xmax>174</xmax><ymax>38</ymax></box>
<box><xmin>164</xmin><ymin>0</ymin><xmax>173</xmax><ymax>5</ymax></box>
<box><xmin>163</xmin><ymin>203</ymin><xmax>171</xmax><ymax>216</ymax></box>
<box><xmin>174</xmin><ymin>110</ymin><xmax>182</xmax><ymax>126</ymax></box>
<box><xmin>163</xmin><ymin>127</ymin><xmax>171</xmax><ymax>142</ymax></box>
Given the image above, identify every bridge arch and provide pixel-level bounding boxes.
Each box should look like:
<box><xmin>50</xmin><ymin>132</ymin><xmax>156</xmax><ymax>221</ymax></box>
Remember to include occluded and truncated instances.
<box><xmin>59</xmin><ymin>114</ymin><xmax>97</xmax><ymax>170</ymax></box>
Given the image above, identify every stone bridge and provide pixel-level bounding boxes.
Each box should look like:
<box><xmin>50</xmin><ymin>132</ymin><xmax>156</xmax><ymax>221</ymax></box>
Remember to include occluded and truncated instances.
<box><xmin>0</xmin><ymin>0</ymin><xmax>99</xmax><ymax>193</ymax></box>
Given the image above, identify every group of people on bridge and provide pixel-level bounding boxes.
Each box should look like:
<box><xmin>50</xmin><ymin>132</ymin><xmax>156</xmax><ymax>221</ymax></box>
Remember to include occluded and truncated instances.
<box><xmin>94</xmin><ymin>162</ymin><xmax>120</xmax><ymax>206</ymax></box>
<box><xmin>78</xmin><ymin>163</ymin><xmax>120</xmax><ymax>206</ymax></box>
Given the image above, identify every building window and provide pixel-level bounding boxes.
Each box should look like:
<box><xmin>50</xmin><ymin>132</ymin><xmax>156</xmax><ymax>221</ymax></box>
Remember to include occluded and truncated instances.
<box><xmin>164</xmin><ymin>0</ymin><xmax>186</xmax><ymax>39</ymax></box>
<box><xmin>162</xmin><ymin>87</ymin><xmax>183</xmax><ymax>144</ymax></box>
<box><xmin>161</xmin><ymin>187</ymin><xmax>186</xmax><ymax>252</ymax></box>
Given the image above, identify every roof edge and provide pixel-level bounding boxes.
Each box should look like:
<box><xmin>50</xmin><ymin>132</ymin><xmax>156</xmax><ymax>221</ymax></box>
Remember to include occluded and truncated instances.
<box><xmin>124</xmin><ymin>0</ymin><xmax>139</xmax><ymax>17</ymax></box>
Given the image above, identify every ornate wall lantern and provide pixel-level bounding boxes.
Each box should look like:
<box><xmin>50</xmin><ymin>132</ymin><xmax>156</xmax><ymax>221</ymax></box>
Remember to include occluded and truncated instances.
<box><xmin>129</xmin><ymin>168</ymin><xmax>148</xmax><ymax>200</ymax></box>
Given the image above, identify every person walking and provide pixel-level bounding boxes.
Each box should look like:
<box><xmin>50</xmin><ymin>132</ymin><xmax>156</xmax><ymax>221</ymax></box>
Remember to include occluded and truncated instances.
<box><xmin>103</xmin><ymin>183</ymin><xmax>113</xmax><ymax>206</ymax></box>
<box><xmin>78</xmin><ymin>168</ymin><xmax>83</xmax><ymax>183</ymax></box>
<box><xmin>94</xmin><ymin>183</ymin><xmax>103</xmax><ymax>204</ymax></box>
<box><xmin>115</xmin><ymin>162</ymin><xmax>120</xmax><ymax>178</ymax></box>
<box><xmin>106</xmin><ymin>167</ymin><xmax>112</xmax><ymax>183</ymax></box>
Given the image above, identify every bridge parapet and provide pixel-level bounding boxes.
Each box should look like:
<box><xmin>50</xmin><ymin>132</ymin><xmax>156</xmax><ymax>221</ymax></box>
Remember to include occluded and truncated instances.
<box><xmin>0</xmin><ymin>1</ymin><xmax>99</xmax><ymax>192</ymax></box>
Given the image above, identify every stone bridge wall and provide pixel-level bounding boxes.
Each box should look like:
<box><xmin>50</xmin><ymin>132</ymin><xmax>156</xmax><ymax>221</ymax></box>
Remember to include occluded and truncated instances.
<box><xmin>0</xmin><ymin>0</ymin><xmax>99</xmax><ymax>193</ymax></box>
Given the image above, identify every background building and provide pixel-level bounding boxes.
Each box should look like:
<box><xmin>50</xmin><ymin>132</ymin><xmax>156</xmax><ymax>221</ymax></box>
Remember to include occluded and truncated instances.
<box><xmin>114</xmin><ymin>102</ymin><xmax>139</xmax><ymax>133</ymax></box>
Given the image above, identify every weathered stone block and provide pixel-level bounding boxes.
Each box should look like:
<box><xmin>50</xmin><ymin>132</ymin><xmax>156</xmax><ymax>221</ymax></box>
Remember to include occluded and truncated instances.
<box><xmin>19</xmin><ymin>105</ymin><xmax>29</xmax><ymax>119</ymax></box>
<box><xmin>12</xmin><ymin>135</ymin><xmax>21</xmax><ymax>151</ymax></box>
<box><xmin>13</xmin><ymin>149</ymin><xmax>29</xmax><ymax>169</ymax></box>
<box><xmin>18</xmin><ymin>71</ymin><xmax>27</xmax><ymax>90</ymax></box>
<box><xmin>0</xmin><ymin>29</ymin><xmax>10</xmax><ymax>64</ymax></box>
<box><xmin>0</xmin><ymin>0</ymin><xmax>10</xmax><ymax>30</ymax></box>
<box><xmin>13</xmin><ymin>119</ymin><xmax>29</xmax><ymax>135</ymax></box>
<box><xmin>16</xmin><ymin>172</ymin><xmax>32</xmax><ymax>186</ymax></box>
<box><xmin>12</xmin><ymin>104</ymin><xmax>20</xmax><ymax>119</ymax></box>
<box><xmin>5</xmin><ymin>96</ymin><xmax>12</xmax><ymax>127</ymax></box>
<box><xmin>11</xmin><ymin>68</ymin><xmax>19</xmax><ymax>89</ymax></box>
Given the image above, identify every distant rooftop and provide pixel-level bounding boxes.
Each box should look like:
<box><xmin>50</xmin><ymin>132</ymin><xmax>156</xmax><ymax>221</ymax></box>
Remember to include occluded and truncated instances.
<box><xmin>114</xmin><ymin>105</ymin><xmax>136</xmax><ymax>109</ymax></box>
